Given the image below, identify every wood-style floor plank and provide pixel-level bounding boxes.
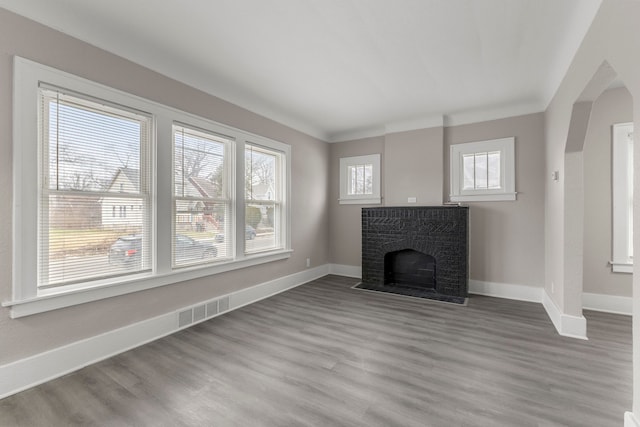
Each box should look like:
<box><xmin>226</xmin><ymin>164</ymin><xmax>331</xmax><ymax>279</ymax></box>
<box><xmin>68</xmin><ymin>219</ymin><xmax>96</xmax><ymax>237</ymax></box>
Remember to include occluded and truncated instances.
<box><xmin>0</xmin><ymin>275</ymin><xmax>632</xmax><ymax>426</ymax></box>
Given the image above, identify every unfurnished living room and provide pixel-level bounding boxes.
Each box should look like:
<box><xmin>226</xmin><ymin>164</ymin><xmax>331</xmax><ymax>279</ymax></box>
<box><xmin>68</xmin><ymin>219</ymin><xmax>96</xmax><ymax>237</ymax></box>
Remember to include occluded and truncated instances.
<box><xmin>0</xmin><ymin>1</ymin><xmax>638</xmax><ymax>426</ymax></box>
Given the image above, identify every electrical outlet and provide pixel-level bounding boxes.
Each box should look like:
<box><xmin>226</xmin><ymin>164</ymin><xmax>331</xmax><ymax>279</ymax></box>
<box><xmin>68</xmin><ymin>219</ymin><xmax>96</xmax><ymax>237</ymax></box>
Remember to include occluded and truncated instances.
<box><xmin>306</xmin><ymin>258</ymin><xmax>311</xmax><ymax>268</ymax></box>
<box><xmin>408</xmin><ymin>197</ymin><xmax>417</xmax><ymax>203</ymax></box>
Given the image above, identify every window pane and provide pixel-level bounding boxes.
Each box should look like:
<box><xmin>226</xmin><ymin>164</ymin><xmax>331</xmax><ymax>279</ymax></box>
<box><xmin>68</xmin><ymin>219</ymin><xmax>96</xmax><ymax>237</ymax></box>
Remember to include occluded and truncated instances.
<box><xmin>246</xmin><ymin>145</ymin><xmax>277</xmax><ymax>200</ymax></box>
<box><xmin>173</xmin><ymin>125</ymin><xmax>231</xmax><ymax>267</ymax></box>
<box><xmin>43</xmin><ymin>195</ymin><xmax>149</xmax><ymax>286</ymax></box>
<box><xmin>246</xmin><ymin>203</ymin><xmax>277</xmax><ymax>252</ymax></box>
<box><xmin>348</xmin><ymin>165</ymin><xmax>357</xmax><ymax>195</ymax></box>
<box><xmin>474</xmin><ymin>153</ymin><xmax>488</xmax><ymax>189</ymax></box>
<box><xmin>356</xmin><ymin>165</ymin><xmax>364</xmax><ymax>194</ymax></box>
<box><xmin>174</xmin><ymin>127</ymin><xmax>226</xmax><ymax>198</ymax></box>
<box><xmin>347</xmin><ymin>163</ymin><xmax>373</xmax><ymax>195</ymax></box>
<box><xmin>47</xmin><ymin>93</ymin><xmax>142</xmax><ymax>193</ymax></box>
<box><xmin>39</xmin><ymin>89</ymin><xmax>151</xmax><ymax>289</ymax></box>
<box><xmin>488</xmin><ymin>151</ymin><xmax>501</xmax><ymax>189</ymax></box>
<box><xmin>364</xmin><ymin>164</ymin><xmax>373</xmax><ymax>194</ymax></box>
<box><xmin>245</xmin><ymin>143</ymin><xmax>283</xmax><ymax>254</ymax></box>
<box><xmin>462</xmin><ymin>154</ymin><xmax>475</xmax><ymax>190</ymax></box>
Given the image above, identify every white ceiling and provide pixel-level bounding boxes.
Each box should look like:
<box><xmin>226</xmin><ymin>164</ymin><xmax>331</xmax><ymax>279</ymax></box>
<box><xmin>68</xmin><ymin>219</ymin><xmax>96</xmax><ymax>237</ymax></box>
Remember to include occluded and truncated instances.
<box><xmin>0</xmin><ymin>0</ymin><xmax>602</xmax><ymax>142</ymax></box>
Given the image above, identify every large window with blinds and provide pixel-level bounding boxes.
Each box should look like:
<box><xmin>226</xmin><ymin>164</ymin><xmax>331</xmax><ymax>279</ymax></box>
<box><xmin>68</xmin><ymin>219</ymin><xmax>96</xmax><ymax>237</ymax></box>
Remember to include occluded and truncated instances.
<box><xmin>10</xmin><ymin>57</ymin><xmax>291</xmax><ymax>317</ymax></box>
<box><xmin>39</xmin><ymin>87</ymin><xmax>152</xmax><ymax>288</ymax></box>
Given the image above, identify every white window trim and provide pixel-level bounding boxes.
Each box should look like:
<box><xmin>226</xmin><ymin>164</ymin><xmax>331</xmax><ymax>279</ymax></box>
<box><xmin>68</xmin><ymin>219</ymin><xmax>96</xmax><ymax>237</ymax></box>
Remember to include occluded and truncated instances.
<box><xmin>339</xmin><ymin>154</ymin><xmax>381</xmax><ymax>205</ymax></box>
<box><xmin>450</xmin><ymin>137</ymin><xmax>516</xmax><ymax>202</ymax></box>
<box><xmin>611</xmin><ymin>122</ymin><xmax>633</xmax><ymax>274</ymax></box>
<box><xmin>6</xmin><ymin>56</ymin><xmax>291</xmax><ymax>318</ymax></box>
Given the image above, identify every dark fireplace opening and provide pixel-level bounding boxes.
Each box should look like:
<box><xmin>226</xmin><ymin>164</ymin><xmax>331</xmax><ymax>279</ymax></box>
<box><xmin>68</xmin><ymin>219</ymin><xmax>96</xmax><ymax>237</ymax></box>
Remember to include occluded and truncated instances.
<box><xmin>384</xmin><ymin>249</ymin><xmax>436</xmax><ymax>289</ymax></box>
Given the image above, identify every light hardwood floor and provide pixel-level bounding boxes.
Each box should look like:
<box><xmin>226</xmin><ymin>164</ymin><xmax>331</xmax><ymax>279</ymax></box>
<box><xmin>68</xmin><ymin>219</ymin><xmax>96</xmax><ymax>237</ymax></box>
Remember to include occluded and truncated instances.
<box><xmin>0</xmin><ymin>275</ymin><xmax>632</xmax><ymax>426</ymax></box>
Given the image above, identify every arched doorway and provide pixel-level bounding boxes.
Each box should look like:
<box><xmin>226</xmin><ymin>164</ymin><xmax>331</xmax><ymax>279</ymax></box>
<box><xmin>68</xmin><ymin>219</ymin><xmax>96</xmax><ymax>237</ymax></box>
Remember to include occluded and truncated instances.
<box><xmin>562</xmin><ymin>61</ymin><xmax>634</xmax><ymax>338</ymax></box>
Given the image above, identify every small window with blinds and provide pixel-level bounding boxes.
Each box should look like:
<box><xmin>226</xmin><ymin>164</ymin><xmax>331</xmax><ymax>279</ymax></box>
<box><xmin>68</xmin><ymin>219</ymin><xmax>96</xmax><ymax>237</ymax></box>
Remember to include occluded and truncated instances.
<box><xmin>38</xmin><ymin>87</ymin><xmax>152</xmax><ymax>289</ymax></box>
<box><xmin>450</xmin><ymin>137</ymin><xmax>516</xmax><ymax>202</ymax></box>
<box><xmin>245</xmin><ymin>143</ymin><xmax>285</xmax><ymax>253</ymax></box>
<box><xmin>173</xmin><ymin>124</ymin><xmax>232</xmax><ymax>267</ymax></box>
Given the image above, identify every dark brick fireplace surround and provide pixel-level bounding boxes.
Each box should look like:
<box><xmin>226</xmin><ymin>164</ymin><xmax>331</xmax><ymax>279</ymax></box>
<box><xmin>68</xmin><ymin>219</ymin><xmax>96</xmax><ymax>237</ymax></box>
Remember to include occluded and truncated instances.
<box><xmin>360</xmin><ymin>206</ymin><xmax>469</xmax><ymax>303</ymax></box>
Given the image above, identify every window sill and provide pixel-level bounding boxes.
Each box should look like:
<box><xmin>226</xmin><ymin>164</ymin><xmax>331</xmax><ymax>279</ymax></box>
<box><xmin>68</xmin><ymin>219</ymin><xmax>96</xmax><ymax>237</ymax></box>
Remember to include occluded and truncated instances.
<box><xmin>3</xmin><ymin>249</ymin><xmax>293</xmax><ymax>318</ymax></box>
<box><xmin>339</xmin><ymin>197</ymin><xmax>382</xmax><ymax>205</ymax></box>
<box><xmin>610</xmin><ymin>261</ymin><xmax>633</xmax><ymax>274</ymax></box>
<box><xmin>450</xmin><ymin>192</ymin><xmax>517</xmax><ymax>202</ymax></box>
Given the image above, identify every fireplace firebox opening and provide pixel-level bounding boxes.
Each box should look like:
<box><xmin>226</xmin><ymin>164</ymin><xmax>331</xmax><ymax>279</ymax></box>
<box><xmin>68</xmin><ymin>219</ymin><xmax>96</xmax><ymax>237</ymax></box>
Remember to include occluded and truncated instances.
<box><xmin>384</xmin><ymin>249</ymin><xmax>436</xmax><ymax>289</ymax></box>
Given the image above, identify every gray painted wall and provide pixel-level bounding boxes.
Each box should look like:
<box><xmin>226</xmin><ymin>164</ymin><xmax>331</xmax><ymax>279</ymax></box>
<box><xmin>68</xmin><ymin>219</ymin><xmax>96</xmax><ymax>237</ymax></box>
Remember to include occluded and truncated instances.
<box><xmin>444</xmin><ymin>113</ymin><xmax>546</xmax><ymax>287</ymax></box>
<box><xmin>329</xmin><ymin>113</ymin><xmax>546</xmax><ymax>289</ymax></box>
<box><xmin>328</xmin><ymin>136</ymin><xmax>384</xmax><ymax>267</ymax></box>
<box><xmin>583</xmin><ymin>86</ymin><xmax>633</xmax><ymax>297</ymax></box>
<box><xmin>384</xmin><ymin>127</ymin><xmax>444</xmax><ymax>206</ymax></box>
<box><xmin>0</xmin><ymin>9</ymin><xmax>330</xmax><ymax>365</ymax></box>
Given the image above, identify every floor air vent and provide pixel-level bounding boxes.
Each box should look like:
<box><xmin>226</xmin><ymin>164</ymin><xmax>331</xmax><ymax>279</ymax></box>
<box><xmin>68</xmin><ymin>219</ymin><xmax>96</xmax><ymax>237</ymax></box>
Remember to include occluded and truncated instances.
<box><xmin>206</xmin><ymin>300</ymin><xmax>219</xmax><ymax>317</ymax></box>
<box><xmin>193</xmin><ymin>304</ymin><xmax>206</xmax><ymax>322</ymax></box>
<box><xmin>219</xmin><ymin>297</ymin><xmax>229</xmax><ymax>313</ymax></box>
<box><xmin>178</xmin><ymin>296</ymin><xmax>231</xmax><ymax>328</ymax></box>
<box><xmin>178</xmin><ymin>309</ymin><xmax>193</xmax><ymax>328</ymax></box>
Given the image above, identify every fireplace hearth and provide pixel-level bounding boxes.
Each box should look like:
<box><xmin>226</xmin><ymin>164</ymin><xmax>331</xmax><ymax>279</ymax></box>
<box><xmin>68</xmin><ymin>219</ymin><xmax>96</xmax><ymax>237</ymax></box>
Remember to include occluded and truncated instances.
<box><xmin>356</xmin><ymin>206</ymin><xmax>468</xmax><ymax>304</ymax></box>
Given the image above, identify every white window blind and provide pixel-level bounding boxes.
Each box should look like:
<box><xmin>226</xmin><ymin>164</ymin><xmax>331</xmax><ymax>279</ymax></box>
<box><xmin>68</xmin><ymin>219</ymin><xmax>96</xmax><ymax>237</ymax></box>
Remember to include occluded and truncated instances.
<box><xmin>245</xmin><ymin>143</ymin><xmax>284</xmax><ymax>253</ymax></box>
<box><xmin>173</xmin><ymin>124</ymin><xmax>232</xmax><ymax>267</ymax></box>
<box><xmin>38</xmin><ymin>86</ymin><xmax>152</xmax><ymax>289</ymax></box>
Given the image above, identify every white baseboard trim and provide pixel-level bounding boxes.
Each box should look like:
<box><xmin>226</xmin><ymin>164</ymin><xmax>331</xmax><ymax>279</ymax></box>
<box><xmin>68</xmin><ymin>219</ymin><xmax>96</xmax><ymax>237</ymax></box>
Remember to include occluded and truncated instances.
<box><xmin>469</xmin><ymin>279</ymin><xmax>543</xmax><ymax>303</ymax></box>
<box><xmin>329</xmin><ymin>263</ymin><xmax>361</xmax><ymax>278</ymax></box>
<box><xmin>0</xmin><ymin>265</ymin><xmax>329</xmax><ymax>400</ymax></box>
<box><xmin>583</xmin><ymin>292</ymin><xmax>632</xmax><ymax>315</ymax></box>
<box><xmin>542</xmin><ymin>289</ymin><xmax>588</xmax><ymax>340</ymax></box>
<box><xmin>626</xmin><ymin>412</ymin><xmax>640</xmax><ymax>427</ymax></box>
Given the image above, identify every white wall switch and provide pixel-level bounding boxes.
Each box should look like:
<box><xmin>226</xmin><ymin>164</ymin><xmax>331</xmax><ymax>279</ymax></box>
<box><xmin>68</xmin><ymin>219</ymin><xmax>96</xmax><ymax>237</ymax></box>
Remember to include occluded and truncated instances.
<box><xmin>408</xmin><ymin>197</ymin><xmax>417</xmax><ymax>203</ymax></box>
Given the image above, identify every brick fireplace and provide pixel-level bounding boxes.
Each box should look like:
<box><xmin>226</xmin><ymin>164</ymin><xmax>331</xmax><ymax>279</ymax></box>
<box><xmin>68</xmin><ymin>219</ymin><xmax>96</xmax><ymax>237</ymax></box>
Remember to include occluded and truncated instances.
<box><xmin>360</xmin><ymin>206</ymin><xmax>469</xmax><ymax>303</ymax></box>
